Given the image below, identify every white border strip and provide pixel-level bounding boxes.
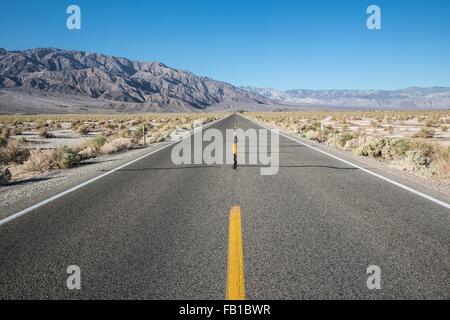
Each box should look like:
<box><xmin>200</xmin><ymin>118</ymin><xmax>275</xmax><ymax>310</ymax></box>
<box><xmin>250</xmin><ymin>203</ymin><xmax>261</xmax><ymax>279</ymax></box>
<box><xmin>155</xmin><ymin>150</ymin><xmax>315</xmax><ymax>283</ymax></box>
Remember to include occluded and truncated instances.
<box><xmin>244</xmin><ymin>115</ymin><xmax>450</xmax><ymax>210</ymax></box>
<box><xmin>0</xmin><ymin>115</ymin><xmax>232</xmax><ymax>227</ymax></box>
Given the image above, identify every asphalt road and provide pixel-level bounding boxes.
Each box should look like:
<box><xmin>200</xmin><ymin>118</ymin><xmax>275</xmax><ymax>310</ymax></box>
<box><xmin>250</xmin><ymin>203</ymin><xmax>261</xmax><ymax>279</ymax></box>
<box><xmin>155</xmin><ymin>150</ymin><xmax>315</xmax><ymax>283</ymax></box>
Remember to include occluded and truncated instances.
<box><xmin>0</xmin><ymin>114</ymin><xmax>449</xmax><ymax>299</ymax></box>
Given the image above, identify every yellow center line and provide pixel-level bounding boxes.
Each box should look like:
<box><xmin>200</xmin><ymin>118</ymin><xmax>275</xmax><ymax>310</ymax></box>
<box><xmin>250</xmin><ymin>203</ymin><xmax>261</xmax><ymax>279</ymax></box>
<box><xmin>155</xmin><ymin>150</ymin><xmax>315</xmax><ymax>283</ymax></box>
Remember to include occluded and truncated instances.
<box><xmin>226</xmin><ymin>205</ymin><xmax>245</xmax><ymax>300</ymax></box>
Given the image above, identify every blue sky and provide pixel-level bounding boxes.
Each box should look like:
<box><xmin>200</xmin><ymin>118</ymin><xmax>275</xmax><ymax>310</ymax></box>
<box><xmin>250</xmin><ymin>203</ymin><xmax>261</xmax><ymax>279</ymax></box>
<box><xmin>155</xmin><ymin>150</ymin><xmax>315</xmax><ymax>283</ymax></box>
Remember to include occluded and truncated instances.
<box><xmin>0</xmin><ymin>0</ymin><xmax>449</xmax><ymax>90</ymax></box>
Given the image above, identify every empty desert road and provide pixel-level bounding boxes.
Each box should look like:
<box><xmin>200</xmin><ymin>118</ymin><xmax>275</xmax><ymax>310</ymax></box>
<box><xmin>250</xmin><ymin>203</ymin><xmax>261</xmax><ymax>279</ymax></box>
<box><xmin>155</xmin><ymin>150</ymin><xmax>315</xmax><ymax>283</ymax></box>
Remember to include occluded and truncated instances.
<box><xmin>0</xmin><ymin>114</ymin><xmax>449</xmax><ymax>299</ymax></box>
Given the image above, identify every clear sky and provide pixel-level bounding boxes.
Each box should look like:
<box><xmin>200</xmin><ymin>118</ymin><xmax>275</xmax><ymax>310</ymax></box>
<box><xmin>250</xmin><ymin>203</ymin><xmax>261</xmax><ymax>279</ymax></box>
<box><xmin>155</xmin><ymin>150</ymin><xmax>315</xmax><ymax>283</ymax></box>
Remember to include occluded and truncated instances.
<box><xmin>1</xmin><ymin>0</ymin><xmax>449</xmax><ymax>90</ymax></box>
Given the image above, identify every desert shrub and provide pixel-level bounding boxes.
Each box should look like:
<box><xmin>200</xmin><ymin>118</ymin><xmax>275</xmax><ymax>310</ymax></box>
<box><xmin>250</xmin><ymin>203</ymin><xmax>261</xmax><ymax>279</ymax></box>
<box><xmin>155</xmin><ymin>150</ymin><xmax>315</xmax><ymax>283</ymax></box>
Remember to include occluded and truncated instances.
<box><xmin>133</xmin><ymin>126</ymin><xmax>146</xmax><ymax>140</ymax></box>
<box><xmin>0</xmin><ymin>140</ymin><xmax>29</xmax><ymax>165</ymax></box>
<box><xmin>385</xmin><ymin>125</ymin><xmax>394</xmax><ymax>134</ymax></box>
<box><xmin>148</xmin><ymin>133</ymin><xmax>162</xmax><ymax>144</ymax></box>
<box><xmin>100</xmin><ymin>138</ymin><xmax>133</xmax><ymax>154</ymax></box>
<box><xmin>148</xmin><ymin>131</ymin><xmax>170</xmax><ymax>144</ymax></box>
<box><xmin>0</xmin><ymin>167</ymin><xmax>12</xmax><ymax>185</ymax></box>
<box><xmin>355</xmin><ymin>128</ymin><xmax>366</xmax><ymax>136</ymax></box>
<box><xmin>35</xmin><ymin>121</ymin><xmax>47</xmax><ymax>129</ymax></box>
<box><xmin>77</xmin><ymin>135</ymin><xmax>107</xmax><ymax>159</ymax></box>
<box><xmin>78</xmin><ymin>147</ymin><xmax>97</xmax><ymax>160</ymax></box>
<box><xmin>383</xmin><ymin>139</ymin><xmax>411</xmax><ymax>159</ymax></box>
<box><xmin>0</xmin><ymin>137</ymin><xmax>7</xmax><ymax>148</ymax></box>
<box><xmin>393</xmin><ymin>141</ymin><xmax>447</xmax><ymax>177</ymax></box>
<box><xmin>1</xmin><ymin>127</ymin><xmax>11</xmax><ymax>139</ymax></box>
<box><xmin>434</xmin><ymin>145</ymin><xmax>450</xmax><ymax>179</ymax></box>
<box><xmin>354</xmin><ymin>138</ymin><xmax>411</xmax><ymax>160</ymax></box>
<box><xmin>54</xmin><ymin>146</ymin><xmax>81</xmax><ymax>169</ymax></box>
<box><xmin>327</xmin><ymin>133</ymin><xmax>356</xmax><ymax>149</ymax></box>
<box><xmin>38</xmin><ymin>128</ymin><xmax>54</xmax><ymax>138</ymax></box>
<box><xmin>342</xmin><ymin>138</ymin><xmax>360</xmax><ymax>151</ymax></box>
<box><xmin>75</xmin><ymin>124</ymin><xmax>90</xmax><ymax>135</ymax></box>
<box><xmin>22</xmin><ymin>149</ymin><xmax>56</xmax><ymax>172</ymax></box>
<box><xmin>10</xmin><ymin>127</ymin><xmax>23</xmax><ymax>135</ymax></box>
<box><xmin>304</xmin><ymin>130</ymin><xmax>321</xmax><ymax>141</ymax></box>
<box><xmin>93</xmin><ymin>134</ymin><xmax>107</xmax><ymax>148</ymax></box>
<box><xmin>441</xmin><ymin>125</ymin><xmax>448</xmax><ymax>132</ymax></box>
<box><xmin>103</xmin><ymin>128</ymin><xmax>114</xmax><ymax>137</ymax></box>
<box><xmin>288</xmin><ymin>123</ymin><xmax>301</xmax><ymax>133</ymax></box>
<box><xmin>370</xmin><ymin>120</ymin><xmax>381</xmax><ymax>128</ymax></box>
<box><xmin>424</xmin><ymin>119</ymin><xmax>436</xmax><ymax>127</ymax></box>
<box><xmin>21</xmin><ymin>147</ymin><xmax>80</xmax><ymax>172</ymax></box>
<box><xmin>412</xmin><ymin>128</ymin><xmax>435</xmax><ymax>139</ymax></box>
<box><xmin>118</xmin><ymin>129</ymin><xmax>132</xmax><ymax>138</ymax></box>
<box><xmin>403</xmin><ymin>150</ymin><xmax>433</xmax><ymax>176</ymax></box>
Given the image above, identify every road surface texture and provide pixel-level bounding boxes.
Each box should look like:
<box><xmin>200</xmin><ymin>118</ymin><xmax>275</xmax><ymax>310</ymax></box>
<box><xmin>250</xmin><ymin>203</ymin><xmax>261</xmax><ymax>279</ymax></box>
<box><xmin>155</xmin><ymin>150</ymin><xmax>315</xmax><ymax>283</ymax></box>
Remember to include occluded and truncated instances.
<box><xmin>0</xmin><ymin>114</ymin><xmax>448</xmax><ymax>299</ymax></box>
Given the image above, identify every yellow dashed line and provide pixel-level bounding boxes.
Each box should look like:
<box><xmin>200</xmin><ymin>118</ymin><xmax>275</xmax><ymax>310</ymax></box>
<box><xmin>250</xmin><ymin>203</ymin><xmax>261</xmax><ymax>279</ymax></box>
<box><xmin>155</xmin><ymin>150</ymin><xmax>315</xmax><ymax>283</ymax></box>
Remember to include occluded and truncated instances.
<box><xmin>226</xmin><ymin>205</ymin><xmax>245</xmax><ymax>300</ymax></box>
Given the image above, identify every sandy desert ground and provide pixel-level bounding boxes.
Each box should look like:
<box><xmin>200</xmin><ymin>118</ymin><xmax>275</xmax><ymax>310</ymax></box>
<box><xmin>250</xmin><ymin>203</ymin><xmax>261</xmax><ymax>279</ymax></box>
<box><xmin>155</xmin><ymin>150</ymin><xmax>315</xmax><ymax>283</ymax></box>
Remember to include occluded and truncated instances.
<box><xmin>247</xmin><ymin>110</ymin><xmax>450</xmax><ymax>192</ymax></box>
<box><xmin>0</xmin><ymin>113</ymin><xmax>225</xmax><ymax>183</ymax></box>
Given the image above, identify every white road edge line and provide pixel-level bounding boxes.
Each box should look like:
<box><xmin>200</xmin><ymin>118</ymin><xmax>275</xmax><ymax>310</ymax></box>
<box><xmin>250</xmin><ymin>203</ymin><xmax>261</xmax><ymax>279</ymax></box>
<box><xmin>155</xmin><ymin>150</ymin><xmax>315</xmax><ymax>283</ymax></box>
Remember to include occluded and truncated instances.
<box><xmin>0</xmin><ymin>115</ymin><xmax>232</xmax><ymax>227</ymax></box>
<box><xmin>244</xmin><ymin>115</ymin><xmax>450</xmax><ymax>210</ymax></box>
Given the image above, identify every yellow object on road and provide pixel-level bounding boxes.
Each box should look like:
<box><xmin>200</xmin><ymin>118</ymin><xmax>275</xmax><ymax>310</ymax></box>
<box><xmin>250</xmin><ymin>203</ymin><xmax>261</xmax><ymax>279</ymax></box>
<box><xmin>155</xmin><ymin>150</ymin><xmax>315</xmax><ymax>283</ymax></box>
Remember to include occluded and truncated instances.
<box><xmin>226</xmin><ymin>206</ymin><xmax>245</xmax><ymax>300</ymax></box>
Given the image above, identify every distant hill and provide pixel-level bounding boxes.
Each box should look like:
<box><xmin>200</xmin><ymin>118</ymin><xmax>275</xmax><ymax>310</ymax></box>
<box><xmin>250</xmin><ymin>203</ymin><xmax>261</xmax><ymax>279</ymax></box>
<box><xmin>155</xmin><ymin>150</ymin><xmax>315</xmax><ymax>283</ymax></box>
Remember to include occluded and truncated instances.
<box><xmin>1</xmin><ymin>48</ymin><xmax>449</xmax><ymax>114</ymax></box>
<box><xmin>241</xmin><ymin>86</ymin><xmax>450</xmax><ymax>110</ymax></box>
<box><xmin>0</xmin><ymin>48</ymin><xmax>270</xmax><ymax>114</ymax></box>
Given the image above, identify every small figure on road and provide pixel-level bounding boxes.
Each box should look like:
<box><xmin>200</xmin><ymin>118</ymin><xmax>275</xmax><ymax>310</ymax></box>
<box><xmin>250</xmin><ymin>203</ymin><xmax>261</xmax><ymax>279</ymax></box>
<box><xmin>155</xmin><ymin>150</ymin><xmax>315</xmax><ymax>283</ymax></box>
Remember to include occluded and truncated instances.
<box><xmin>233</xmin><ymin>125</ymin><xmax>238</xmax><ymax>170</ymax></box>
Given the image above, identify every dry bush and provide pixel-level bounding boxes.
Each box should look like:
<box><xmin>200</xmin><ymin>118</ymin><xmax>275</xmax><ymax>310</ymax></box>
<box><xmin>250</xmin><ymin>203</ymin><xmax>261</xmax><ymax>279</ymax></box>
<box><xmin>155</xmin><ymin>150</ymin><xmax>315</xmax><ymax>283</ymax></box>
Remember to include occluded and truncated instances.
<box><xmin>385</xmin><ymin>125</ymin><xmax>394</xmax><ymax>134</ymax></box>
<box><xmin>0</xmin><ymin>140</ymin><xmax>29</xmax><ymax>165</ymax></box>
<box><xmin>355</xmin><ymin>138</ymin><xmax>410</xmax><ymax>160</ymax></box>
<box><xmin>424</xmin><ymin>119</ymin><xmax>436</xmax><ymax>127</ymax></box>
<box><xmin>10</xmin><ymin>127</ymin><xmax>23</xmax><ymax>135</ymax></box>
<box><xmin>327</xmin><ymin>133</ymin><xmax>357</xmax><ymax>149</ymax></box>
<box><xmin>78</xmin><ymin>147</ymin><xmax>97</xmax><ymax>160</ymax></box>
<box><xmin>75</xmin><ymin>124</ymin><xmax>90</xmax><ymax>135</ymax></box>
<box><xmin>21</xmin><ymin>146</ymin><xmax>80</xmax><ymax>173</ymax></box>
<box><xmin>77</xmin><ymin>135</ymin><xmax>107</xmax><ymax>159</ymax></box>
<box><xmin>0</xmin><ymin>137</ymin><xmax>8</xmax><ymax>148</ymax></box>
<box><xmin>54</xmin><ymin>146</ymin><xmax>81</xmax><ymax>169</ymax></box>
<box><xmin>38</xmin><ymin>128</ymin><xmax>54</xmax><ymax>138</ymax></box>
<box><xmin>21</xmin><ymin>149</ymin><xmax>56</xmax><ymax>173</ymax></box>
<box><xmin>412</xmin><ymin>128</ymin><xmax>435</xmax><ymax>139</ymax></box>
<box><xmin>370</xmin><ymin>120</ymin><xmax>381</xmax><ymax>128</ymax></box>
<box><xmin>118</xmin><ymin>129</ymin><xmax>132</xmax><ymax>138</ymax></box>
<box><xmin>35</xmin><ymin>121</ymin><xmax>46</xmax><ymax>130</ymax></box>
<box><xmin>1</xmin><ymin>127</ymin><xmax>11</xmax><ymax>139</ymax></box>
<box><xmin>0</xmin><ymin>167</ymin><xmax>12</xmax><ymax>185</ymax></box>
<box><xmin>101</xmin><ymin>138</ymin><xmax>133</xmax><ymax>154</ymax></box>
<box><xmin>434</xmin><ymin>146</ymin><xmax>450</xmax><ymax>180</ymax></box>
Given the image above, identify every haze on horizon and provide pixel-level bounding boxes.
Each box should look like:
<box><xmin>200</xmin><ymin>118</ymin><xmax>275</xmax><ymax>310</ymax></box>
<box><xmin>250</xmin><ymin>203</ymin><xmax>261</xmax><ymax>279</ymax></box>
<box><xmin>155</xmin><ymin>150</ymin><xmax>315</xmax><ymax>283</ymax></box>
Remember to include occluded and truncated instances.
<box><xmin>0</xmin><ymin>0</ymin><xmax>449</xmax><ymax>91</ymax></box>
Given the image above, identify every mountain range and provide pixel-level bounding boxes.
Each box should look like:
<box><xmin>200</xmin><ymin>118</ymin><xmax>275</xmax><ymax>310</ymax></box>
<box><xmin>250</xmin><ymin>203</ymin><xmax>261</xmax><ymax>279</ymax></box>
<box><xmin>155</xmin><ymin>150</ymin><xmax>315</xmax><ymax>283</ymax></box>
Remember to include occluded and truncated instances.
<box><xmin>0</xmin><ymin>48</ymin><xmax>449</xmax><ymax>114</ymax></box>
<box><xmin>0</xmin><ymin>48</ymin><xmax>272</xmax><ymax>114</ymax></box>
<box><xmin>241</xmin><ymin>86</ymin><xmax>450</xmax><ymax>110</ymax></box>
